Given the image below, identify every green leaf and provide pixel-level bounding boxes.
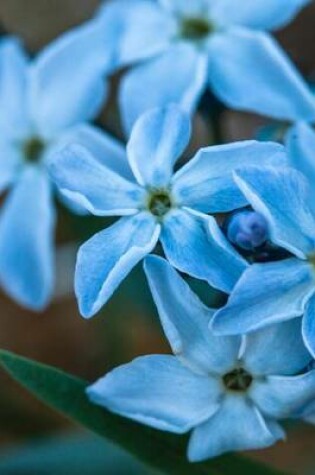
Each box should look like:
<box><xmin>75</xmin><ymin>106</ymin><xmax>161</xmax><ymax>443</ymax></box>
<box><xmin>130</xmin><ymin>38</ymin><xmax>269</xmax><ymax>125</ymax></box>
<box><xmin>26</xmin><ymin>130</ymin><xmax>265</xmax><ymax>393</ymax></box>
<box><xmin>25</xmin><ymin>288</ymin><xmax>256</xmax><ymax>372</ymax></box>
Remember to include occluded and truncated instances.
<box><xmin>0</xmin><ymin>349</ymin><xmax>287</xmax><ymax>475</ymax></box>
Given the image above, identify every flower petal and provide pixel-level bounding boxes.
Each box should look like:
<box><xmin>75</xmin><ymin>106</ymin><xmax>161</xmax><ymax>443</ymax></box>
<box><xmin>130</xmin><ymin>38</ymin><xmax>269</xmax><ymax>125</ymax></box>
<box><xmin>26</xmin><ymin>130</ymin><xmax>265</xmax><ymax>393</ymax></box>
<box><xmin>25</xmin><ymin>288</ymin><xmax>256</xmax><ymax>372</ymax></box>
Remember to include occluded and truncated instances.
<box><xmin>98</xmin><ymin>0</ymin><xmax>175</xmax><ymax>66</ymax></box>
<box><xmin>87</xmin><ymin>354</ymin><xmax>220</xmax><ymax>434</ymax></box>
<box><xmin>211</xmin><ymin>0</ymin><xmax>311</xmax><ymax>30</ymax></box>
<box><xmin>144</xmin><ymin>255</ymin><xmax>241</xmax><ymax>375</ymax></box>
<box><xmin>0</xmin><ymin>140</ymin><xmax>23</xmax><ymax>194</ymax></box>
<box><xmin>173</xmin><ymin>141</ymin><xmax>286</xmax><ymax>213</ymax></box>
<box><xmin>75</xmin><ymin>213</ymin><xmax>160</xmax><ymax>318</ymax></box>
<box><xmin>244</xmin><ymin>319</ymin><xmax>312</xmax><ymax>376</ymax></box>
<box><xmin>120</xmin><ymin>43</ymin><xmax>208</xmax><ymax>133</ymax></box>
<box><xmin>234</xmin><ymin>166</ymin><xmax>315</xmax><ymax>258</ymax></box>
<box><xmin>212</xmin><ymin>259</ymin><xmax>314</xmax><ymax>335</ymax></box>
<box><xmin>48</xmin><ymin>124</ymin><xmax>133</xmax><ymax>180</ymax></box>
<box><xmin>49</xmin><ymin>143</ymin><xmax>144</xmax><ymax>216</ymax></box>
<box><xmin>188</xmin><ymin>396</ymin><xmax>281</xmax><ymax>461</ymax></box>
<box><xmin>0</xmin><ymin>166</ymin><xmax>55</xmax><ymax>310</ymax></box>
<box><xmin>159</xmin><ymin>0</ymin><xmax>211</xmax><ymax>16</ymax></box>
<box><xmin>30</xmin><ymin>18</ymin><xmax>109</xmax><ymax>137</ymax></box>
<box><xmin>208</xmin><ymin>29</ymin><xmax>315</xmax><ymax>122</ymax></box>
<box><xmin>252</xmin><ymin>370</ymin><xmax>315</xmax><ymax>419</ymax></box>
<box><xmin>127</xmin><ymin>105</ymin><xmax>191</xmax><ymax>187</ymax></box>
<box><xmin>0</xmin><ymin>37</ymin><xmax>31</xmax><ymax>138</ymax></box>
<box><xmin>302</xmin><ymin>294</ymin><xmax>315</xmax><ymax>358</ymax></box>
<box><xmin>160</xmin><ymin>209</ymin><xmax>248</xmax><ymax>293</ymax></box>
<box><xmin>286</xmin><ymin>122</ymin><xmax>315</xmax><ymax>212</ymax></box>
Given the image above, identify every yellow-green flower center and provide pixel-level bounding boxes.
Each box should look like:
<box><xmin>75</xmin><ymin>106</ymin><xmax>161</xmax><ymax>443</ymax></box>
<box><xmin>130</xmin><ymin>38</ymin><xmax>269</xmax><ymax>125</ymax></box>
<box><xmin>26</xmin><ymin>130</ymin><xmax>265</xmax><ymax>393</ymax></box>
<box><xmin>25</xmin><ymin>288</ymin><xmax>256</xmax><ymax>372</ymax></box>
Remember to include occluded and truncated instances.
<box><xmin>24</xmin><ymin>137</ymin><xmax>45</xmax><ymax>163</ymax></box>
<box><xmin>180</xmin><ymin>17</ymin><xmax>213</xmax><ymax>41</ymax></box>
<box><xmin>148</xmin><ymin>189</ymin><xmax>172</xmax><ymax>218</ymax></box>
<box><xmin>223</xmin><ymin>368</ymin><xmax>253</xmax><ymax>392</ymax></box>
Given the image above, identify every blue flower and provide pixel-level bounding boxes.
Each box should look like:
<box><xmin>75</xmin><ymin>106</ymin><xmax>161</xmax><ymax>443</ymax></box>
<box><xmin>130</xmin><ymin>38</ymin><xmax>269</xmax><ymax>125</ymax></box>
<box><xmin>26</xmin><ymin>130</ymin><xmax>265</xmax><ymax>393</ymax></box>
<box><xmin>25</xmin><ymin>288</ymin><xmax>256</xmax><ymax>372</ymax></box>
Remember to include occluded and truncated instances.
<box><xmin>87</xmin><ymin>256</ymin><xmax>315</xmax><ymax>461</ymax></box>
<box><xmin>49</xmin><ymin>105</ymin><xmax>287</xmax><ymax>318</ymax></box>
<box><xmin>98</xmin><ymin>0</ymin><xmax>315</xmax><ymax>132</ymax></box>
<box><xmin>211</xmin><ymin>166</ymin><xmax>315</xmax><ymax>357</ymax></box>
<box><xmin>0</xmin><ymin>28</ymin><xmax>111</xmax><ymax>310</ymax></box>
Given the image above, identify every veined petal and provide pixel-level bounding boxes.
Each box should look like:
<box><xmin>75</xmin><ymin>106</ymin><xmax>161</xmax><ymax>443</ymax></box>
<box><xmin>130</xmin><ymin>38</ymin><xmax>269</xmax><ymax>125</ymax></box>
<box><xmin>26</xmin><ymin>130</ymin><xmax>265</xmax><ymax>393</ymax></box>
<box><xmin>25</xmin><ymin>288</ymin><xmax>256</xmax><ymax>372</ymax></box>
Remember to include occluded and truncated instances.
<box><xmin>75</xmin><ymin>213</ymin><xmax>160</xmax><ymax>318</ymax></box>
<box><xmin>127</xmin><ymin>105</ymin><xmax>191</xmax><ymax>187</ymax></box>
<box><xmin>173</xmin><ymin>141</ymin><xmax>286</xmax><ymax>213</ymax></box>
<box><xmin>208</xmin><ymin>29</ymin><xmax>315</xmax><ymax>122</ymax></box>
<box><xmin>286</xmin><ymin>122</ymin><xmax>315</xmax><ymax>212</ymax></box>
<box><xmin>188</xmin><ymin>396</ymin><xmax>281</xmax><ymax>461</ymax></box>
<box><xmin>144</xmin><ymin>256</ymin><xmax>240</xmax><ymax>375</ymax></box>
<box><xmin>212</xmin><ymin>259</ymin><xmax>315</xmax><ymax>335</ymax></box>
<box><xmin>30</xmin><ymin>18</ymin><xmax>109</xmax><ymax>137</ymax></box>
<box><xmin>120</xmin><ymin>43</ymin><xmax>208</xmax><ymax>134</ymax></box>
<box><xmin>234</xmin><ymin>166</ymin><xmax>315</xmax><ymax>258</ymax></box>
<box><xmin>252</xmin><ymin>370</ymin><xmax>315</xmax><ymax>419</ymax></box>
<box><xmin>0</xmin><ymin>166</ymin><xmax>55</xmax><ymax>310</ymax></box>
<box><xmin>160</xmin><ymin>209</ymin><xmax>248</xmax><ymax>293</ymax></box>
<box><xmin>87</xmin><ymin>355</ymin><xmax>220</xmax><ymax>434</ymax></box>
<box><xmin>47</xmin><ymin>123</ymin><xmax>132</xmax><ymax>180</ymax></box>
<box><xmin>49</xmin><ymin>144</ymin><xmax>144</xmax><ymax>216</ymax></box>
<box><xmin>98</xmin><ymin>0</ymin><xmax>175</xmax><ymax>66</ymax></box>
<box><xmin>210</xmin><ymin>0</ymin><xmax>311</xmax><ymax>30</ymax></box>
<box><xmin>244</xmin><ymin>319</ymin><xmax>312</xmax><ymax>376</ymax></box>
<box><xmin>302</xmin><ymin>294</ymin><xmax>315</xmax><ymax>358</ymax></box>
<box><xmin>0</xmin><ymin>37</ymin><xmax>31</xmax><ymax>138</ymax></box>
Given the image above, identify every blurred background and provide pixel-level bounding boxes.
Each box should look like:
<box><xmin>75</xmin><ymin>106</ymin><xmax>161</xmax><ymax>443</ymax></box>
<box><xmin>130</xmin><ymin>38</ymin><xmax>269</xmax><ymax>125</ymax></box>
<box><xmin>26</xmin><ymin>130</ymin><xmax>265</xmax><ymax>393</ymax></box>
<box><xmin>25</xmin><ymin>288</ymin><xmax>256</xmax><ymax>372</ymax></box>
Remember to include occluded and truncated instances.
<box><xmin>0</xmin><ymin>1</ymin><xmax>315</xmax><ymax>474</ymax></box>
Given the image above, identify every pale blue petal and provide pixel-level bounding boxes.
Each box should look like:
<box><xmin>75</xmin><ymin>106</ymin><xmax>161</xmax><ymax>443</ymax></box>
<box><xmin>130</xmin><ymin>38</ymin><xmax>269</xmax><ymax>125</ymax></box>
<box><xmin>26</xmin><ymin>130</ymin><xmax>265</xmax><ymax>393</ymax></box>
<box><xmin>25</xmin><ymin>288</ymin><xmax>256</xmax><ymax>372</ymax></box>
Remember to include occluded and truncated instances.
<box><xmin>188</xmin><ymin>396</ymin><xmax>281</xmax><ymax>461</ymax></box>
<box><xmin>0</xmin><ymin>166</ymin><xmax>55</xmax><ymax>310</ymax></box>
<box><xmin>98</xmin><ymin>0</ymin><xmax>174</xmax><ymax>66</ymax></box>
<box><xmin>0</xmin><ymin>37</ymin><xmax>31</xmax><ymax>138</ymax></box>
<box><xmin>120</xmin><ymin>43</ymin><xmax>208</xmax><ymax>133</ymax></box>
<box><xmin>208</xmin><ymin>30</ymin><xmax>315</xmax><ymax>122</ymax></box>
<box><xmin>160</xmin><ymin>209</ymin><xmax>248</xmax><ymax>293</ymax></box>
<box><xmin>173</xmin><ymin>141</ymin><xmax>286</xmax><ymax>213</ymax></box>
<box><xmin>212</xmin><ymin>259</ymin><xmax>314</xmax><ymax>335</ymax></box>
<box><xmin>76</xmin><ymin>213</ymin><xmax>160</xmax><ymax>318</ymax></box>
<box><xmin>144</xmin><ymin>256</ymin><xmax>240</xmax><ymax>375</ymax></box>
<box><xmin>286</xmin><ymin>122</ymin><xmax>315</xmax><ymax>212</ymax></box>
<box><xmin>87</xmin><ymin>355</ymin><xmax>220</xmax><ymax>433</ymax></box>
<box><xmin>48</xmin><ymin>123</ymin><xmax>133</xmax><ymax>180</ymax></box>
<box><xmin>252</xmin><ymin>370</ymin><xmax>315</xmax><ymax>418</ymax></box>
<box><xmin>302</xmin><ymin>294</ymin><xmax>315</xmax><ymax>358</ymax></box>
<box><xmin>244</xmin><ymin>319</ymin><xmax>312</xmax><ymax>376</ymax></box>
<box><xmin>159</xmin><ymin>0</ymin><xmax>211</xmax><ymax>16</ymax></box>
<box><xmin>30</xmin><ymin>18</ymin><xmax>109</xmax><ymax>137</ymax></box>
<box><xmin>0</xmin><ymin>140</ymin><xmax>23</xmax><ymax>193</ymax></box>
<box><xmin>234</xmin><ymin>167</ymin><xmax>315</xmax><ymax>258</ymax></box>
<box><xmin>49</xmin><ymin>143</ymin><xmax>144</xmax><ymax>216</ymax></box>
<box><xmin>211</xmin><ymin>0</ymin><xmax>311</xmax><ymax>30</ymax></box>
<box><xmin>127</xmin><ymin>106</ymin><xmax>191</xmax><ymax>187</ymax></box>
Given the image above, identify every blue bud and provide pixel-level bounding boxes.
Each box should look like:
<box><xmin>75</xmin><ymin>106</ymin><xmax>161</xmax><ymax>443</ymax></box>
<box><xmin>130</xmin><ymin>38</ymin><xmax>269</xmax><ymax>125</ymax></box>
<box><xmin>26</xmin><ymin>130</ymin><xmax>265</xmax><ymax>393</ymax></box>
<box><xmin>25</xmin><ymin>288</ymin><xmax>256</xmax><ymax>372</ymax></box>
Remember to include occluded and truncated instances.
<box><xmin>227</xmin><ymin>210</ymin><xmax>269</xmax><ymax>251</ymax></box>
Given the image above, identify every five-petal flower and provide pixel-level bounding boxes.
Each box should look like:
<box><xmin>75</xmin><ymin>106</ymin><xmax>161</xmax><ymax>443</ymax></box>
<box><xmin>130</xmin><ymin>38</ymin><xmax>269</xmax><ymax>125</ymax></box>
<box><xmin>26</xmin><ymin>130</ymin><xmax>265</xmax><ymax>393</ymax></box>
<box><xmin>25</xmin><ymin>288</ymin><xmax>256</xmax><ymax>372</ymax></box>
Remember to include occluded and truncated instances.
<box><xmin>0</xmin><ymin>26</ymin><xmax>111</xmax><ymax>310</ymax></box>
<box><xmin>49</xmin><ymin>105</ymin><xmax>287</xmax><ymax>318</ymax></box>
<box><xmin>98</xmin><ymin>0</ymin><xmax>315</xmax><ymax>132</ymax></box>
<box><xmin>87</xmin><ymin>256</ymin><xmax>315</xmax><ymax>461</ymax></box>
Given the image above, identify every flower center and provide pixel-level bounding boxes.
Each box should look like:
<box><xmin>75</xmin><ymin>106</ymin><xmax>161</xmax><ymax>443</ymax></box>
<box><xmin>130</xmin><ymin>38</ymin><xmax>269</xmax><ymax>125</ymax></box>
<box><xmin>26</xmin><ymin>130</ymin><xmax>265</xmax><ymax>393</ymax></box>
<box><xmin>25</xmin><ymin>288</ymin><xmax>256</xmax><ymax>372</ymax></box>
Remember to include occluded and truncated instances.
<box><xmin>24</xmin><ymin>137</ymin><xmax>45</xmax><ymax>163</ymax></box>
<box><xmin>180</xmin><ymin>17</ymin><xmax>213</xmax><ymax>41</ymax></box>
<box><xmin>147</xmin><ymin>189</ymin><xmax>172</xmax><ymax>218</ymax></box>
<box><xmin>223</xmin><ymin>368</ymin><xmax>253</xmax><ymax>392</ymax></box>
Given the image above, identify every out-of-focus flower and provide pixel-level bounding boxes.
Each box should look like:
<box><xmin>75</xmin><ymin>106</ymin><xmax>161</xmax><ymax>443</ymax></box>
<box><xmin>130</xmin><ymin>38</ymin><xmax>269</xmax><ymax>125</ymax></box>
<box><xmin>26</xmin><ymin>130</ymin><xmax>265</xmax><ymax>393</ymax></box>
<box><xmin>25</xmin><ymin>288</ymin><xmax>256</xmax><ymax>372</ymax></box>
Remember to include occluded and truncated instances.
<box><xmin>0</xmin><ymin>25</ymin><xmax>112</xmax><ymax>310</ymax></box>
<box><xmin>50</xmin><ymin>105</ymin><xmax>287</xmax><ymax>318</ymax></box>
<box><xmin>212</xmin><ymin>166</ymin><xmax>315</xmax><ymax>357</ymax></box>
<box><xmin>87</xmin><ymin>256</ymin><xmax>314</xmax><ymax>461</ymax></box>
<box><xmin>98</xmin><ymin>0</ymin><xmax>315</xmax><ymax>132</ymax></box>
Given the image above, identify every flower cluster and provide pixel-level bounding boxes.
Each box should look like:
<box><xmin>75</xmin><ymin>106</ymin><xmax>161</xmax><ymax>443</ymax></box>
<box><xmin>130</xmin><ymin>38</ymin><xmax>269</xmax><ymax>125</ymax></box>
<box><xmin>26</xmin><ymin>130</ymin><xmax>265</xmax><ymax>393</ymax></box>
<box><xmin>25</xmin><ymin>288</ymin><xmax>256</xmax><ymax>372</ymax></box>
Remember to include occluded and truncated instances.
<box><xmin>2</xmin><ymin>0</ymin><xmax>315</xmax><ymax>464</ymax></box>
